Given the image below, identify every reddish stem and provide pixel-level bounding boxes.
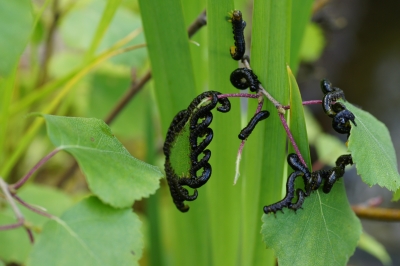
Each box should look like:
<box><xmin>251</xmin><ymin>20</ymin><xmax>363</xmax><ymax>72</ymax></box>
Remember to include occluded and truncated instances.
<box><xmin>0</xmin><ymin>219</ymin><xmax>24</xmax><ymax>230</ymax></box>
<box><xmin>12</xmin><ymin>149</ymin><xmax>60</xmax><ymax>190</ymax></box>
<box><xmin>13</xmin><ymin>194</ymin><xmax>54</xmax><ymax>219</ymax></box>
<box><xmin>278</xmin><ymin>113</ymin><xmax>307</xmax><ymax>167</ymax></box>
<box><xmin>283</xmin><ymin>100</ymin><xmax>322</xmax><ymax>110</ymax></box>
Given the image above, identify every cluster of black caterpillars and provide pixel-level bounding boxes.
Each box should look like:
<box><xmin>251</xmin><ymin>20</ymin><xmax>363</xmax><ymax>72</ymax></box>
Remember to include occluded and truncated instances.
<box><xmin>163</xmin><ymin>10</ymin><xmax>357</xmax><ymax>214</ymax></box>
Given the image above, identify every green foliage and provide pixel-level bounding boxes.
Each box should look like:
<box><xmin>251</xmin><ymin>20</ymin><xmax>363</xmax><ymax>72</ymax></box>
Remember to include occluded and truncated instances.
<box><xmin>0</xmin><ymin>184</ymin><xmax>73</xmax><ymax>264</ymax></box>
<box><xmin>0</xmin><ymin>0</ymin><xmax>33</xmax><ymax>76</ymax></box>
<box><xmin>260</xmin><ymin>62</ymin><xmax>362</xmax><ymax>266</ymax></box>
<box><xmin>287</xmin><ymin>66</ymin><xmax>311</xmax><ymax>168</ymax></box>
<box><xmin>27</xmin><ymin>196</ymin><xmax>142</xmax><ymax>266</ymax></box>
<box><xmin>358</xmin><ymin>232</ymin><xmax>392</xmax><ymax>266</ymax></box>
<box><xmin>346</xmin><ymin>101</ymin><xmax>400</xmax><ymax>191</ymax></box>
<box><xmin>41</xmin><ymin>114</ymin><xmax>163</xmax><ymax>208</ymax></box>
<box><xmin>261</xmin><ymin>181</ymin><xmax>362</xmax><ymax>266</ymax></box>
<box><xmin>138</xmin><ymin>0</ymin><xmax>197</xmax><ymax>133</ymax></box>
<box><xmin>0</xmin><ymin>0</ymin><xmax>397</xmax><ymax>265</ymax></box>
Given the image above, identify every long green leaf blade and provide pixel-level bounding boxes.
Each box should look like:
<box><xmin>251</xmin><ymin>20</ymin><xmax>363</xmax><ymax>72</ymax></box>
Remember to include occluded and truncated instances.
<box><xmin>247</xmin><ymin>1</ymin><xmax>292</xmax><ymax>264</ymax></box>
<box><xmin>0</xmin><ymin>0</ymin><xmax>33</xmax><ymax>76</ymax></box>
<box><xmin>138</xmin><ymin>0</ymin><xmax>197</xmax><ymax>134</ymax></box>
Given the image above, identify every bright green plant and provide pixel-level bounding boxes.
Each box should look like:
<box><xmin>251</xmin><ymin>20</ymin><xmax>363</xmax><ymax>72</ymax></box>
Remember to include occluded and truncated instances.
<box><xmin>0</xmin><ymin>0</ymin><xmax>399</xmax><ymax>266</ymax></box>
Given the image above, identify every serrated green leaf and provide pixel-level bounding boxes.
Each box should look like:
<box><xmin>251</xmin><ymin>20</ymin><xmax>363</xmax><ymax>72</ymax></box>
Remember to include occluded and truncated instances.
<box><xmin>0</xmin><ymin>0</ymin><xmax>33</xmax><ymax>76</ymax></box>
<box><xmin>0</xmin><ymin>184</ymin><xmax>73</xmax><ymax>264</ymax></box>
<box><xmin>41</xmin><ymin>115</ymin><xmax>163</xmax><ymax>208</ymax></box>
<box><xmin>27</xmin><ymin>196</ymin><xmax>142</xmax><ymax>266</ymax></box>
<box><xmin>261</xmin><ymin>181</ymin><xmax>362</xmax><ymax>266</ymax></box>
<box><xmin>346</xmin><ymin>101</ymin><xmax>400</xmax><ymax>191</ymax></box>
<box><xmin>358</xmin><ymin>232</ymin><xmax>392</xmax><ymax>266</ymax></box>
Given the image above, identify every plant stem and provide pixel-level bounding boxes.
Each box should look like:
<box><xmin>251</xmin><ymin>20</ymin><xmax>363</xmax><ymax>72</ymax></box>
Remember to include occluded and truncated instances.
<box><xmin>0</xmin><ymin>177</ymin><xmax>24</xmax><ymax>230</ymax></box>
<box><xmin>13</xmin><ymin>194</ymin><xmax>54</xmax><ymax>219</ymax></box>
<box><xmin>241</xmin><ymin>57</ymin><xmax>307</xmax><ymax>167</ymax></box>
<box><xmin>278</xmin><ymin>113</ymin><xmax>307</xmax><ymax>167</ymax></box>
<box><xmin>283</xmin><ymin>100</ymin><xmax>322</xmax><ymax>110</ymax></box>
<box><xmin>35</xmin><ymin>0</ymin><xmax>60</xmax><ymax>87</ymax></box>
<box><xmin>352</xmin><ymin>205</ymin><xmax>400</xmax><ymax>222</ymax></box>
<box><xmin>11</xmin><ymin>149</ymin><xmax>60</xmax><ymax>190</ymax></box>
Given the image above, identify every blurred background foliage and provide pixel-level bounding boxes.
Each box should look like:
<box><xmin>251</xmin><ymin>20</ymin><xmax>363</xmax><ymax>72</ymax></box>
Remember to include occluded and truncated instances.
<box><xmin>0</xmin><ymin>0</ymin><xmax>399</xmax><ymax>265</ymax></box>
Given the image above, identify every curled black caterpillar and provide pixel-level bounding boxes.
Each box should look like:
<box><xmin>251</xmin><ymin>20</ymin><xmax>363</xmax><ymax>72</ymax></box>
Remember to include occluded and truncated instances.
<box><xmin>164</xmin><ymin>91</ymin><xmax>231</xmax><ymax>212</ymax></box>
<box><xmin>263</xmin><ymin>171</ymin><xmax>304</xmax><ymax>214</ymax></box>
<box><xmin>288</xmin><ymin>189</ymin><xmax>306</xmax><ymax>212</ymax></box>
<box><xmin>238</xmin><ymin>111</ymin><xmax>270</xmax><ymax>140</ymax></box>
<box><xmin>288</xmin><ymin>153</ymin><xmax>353</xmax><ymax>194</ymax></box>
<box><xmin>230</xmin><ymin>68</ymin><xmax>261</xmax><ymax>92</ymax></box>
<box><xmin>287</xmin><ymin>153</ymin><xmax>312</xmax><ymax>195</ymax></box>
<box><xmin>331</xmin><ymin>102</ymin><xmax>357</xmax><ymax>135</ymax></box>
<box><xmin>320</xmin><ymin>154</ymin><xmax>353</xmax><ymax>193</ymax></box>
<box><xmin>320</xmin><ymin>79</ymin><xmax>356</xmax><ymax>136</ymax></box>
<box><xmin>229</xmin><ymin>10</ymin><xmax>246</xmax><ymax>60</ymax></box>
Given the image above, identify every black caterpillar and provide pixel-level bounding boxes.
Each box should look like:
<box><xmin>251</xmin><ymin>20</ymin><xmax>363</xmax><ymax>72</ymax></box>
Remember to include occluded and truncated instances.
<box><xmin>289</xmin><ymin>153</ymin><xmax>353</xmax><ymax>193</ymax></box>
<box><xmin>320</xmin><ymin>79</ymin><xmax>357</xmax><ymax>137</ymax></box>
<box><xmin>239</xmin><ymin>111</ymin><xmax>270</xmax><ymax>140</ymax></box>
<box><xmin>229</xmin><ymin>10</ymin><xmax>246</xmax><ymax>60</ymax></box>
<box><xmin>263</xmin><ymin>171</ymin><xmax>305</xmax><ymax>214</ymax></box>
<box><xmin>264</xmin><ymin>153</ymin><xmax>353</xmax><ymax>215</ymax></box>
<box><xmin>230</xmin><ymin>68</ymin><xmax>261</xmax><ymax>92</ymax></box>
<box><xmin>164</xmin><ymin>91</ymin><xmax>231</xmax><ymax>212</ymax></box>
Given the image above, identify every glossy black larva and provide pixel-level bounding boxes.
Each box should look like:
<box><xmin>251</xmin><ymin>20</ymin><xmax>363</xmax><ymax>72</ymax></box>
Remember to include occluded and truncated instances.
<box><xmin>229</xmin><ymin>10</ymin><xmax>246</xmax><ymax>60</ymax></box>
<box><xmin>164</xmin><ymin>91</ymin><xmax>231</xmax><ymax>212</ymax></box>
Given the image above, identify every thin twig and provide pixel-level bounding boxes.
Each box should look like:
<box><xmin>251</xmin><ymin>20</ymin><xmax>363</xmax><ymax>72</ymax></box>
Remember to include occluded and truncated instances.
<box><xmin>104</xmin><ymin>71</ymin><xmax>152</xmax><ymax>124</ymax></box>
<box><xmin>13</xmin><ymin>194</ymin><xmax>54</xmax><ymax>219</ymax></box>
<box><xmin>283</xmin><ymin>100</ymin><xmax>322</xmax><ymax>110</ymax></box>
<box><xmin>36</xmin><ymin>0</ymin><xmax>61</xmax><ymax>87</ymax></box>
<box><xmin>11</xmin><ymin>149</ymin><xmax>60</xmax><ymax>190</ymax></box>
<box><xmin>278</xmin><ymin>113</ymin><xmax>307</xmax><ymax>167</ymax></box>
<box><xmin>352</xmin><ymin>206</ymin><xmax>400</xmax><ymax>222</ymax></box>
<box><xmin>187</xmin><ymin>10</ymin><xmax>207</xmax><ymax>38</ymax></box>
<box><xmin>240</xmin><ymin>57</ymin><xmax>307</xmax><ymax>167</ymax></box>
<box><xmin>0</xmin><ymin>177</ymin><xmax>24</xmax><ymax>230</ymax></box>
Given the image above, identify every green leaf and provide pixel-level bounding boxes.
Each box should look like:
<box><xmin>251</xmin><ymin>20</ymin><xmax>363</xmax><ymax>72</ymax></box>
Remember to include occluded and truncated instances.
<box><xmin>287</xmin><ymin>65</ymin><xmax>311</xmax><ymax>168</ymax></box>
<box><xmin>0</xmin><ymin>0</ymin><xmax>33</xmax><ymax>76</ymax></box>
<box><xmin>27</xmin><ymin>196</ymin><xmax>142</xmax><ymax>266</ymax></box>
<box><xmin>0</xmin><ymin>184</ymin><xmax>74</xmax><ymax>264</ymax></box>
<box><xmin>346</xmin><ymin>101</ymin><xmax>400</xmax><ymax>191</ymax></box>
<box><xmin>261</xmin><ymin>181</ymin><xmax>362</xmax><ymax>266</ymax></box>
<box><xmin>138</xmin><ymin>0</ymin><xmax>197</xmax><ymax>134</ymax></box>
<box><xmin>247</xmin><ymin>1</ymin><xmax>292</xmax><ymax>264</ymax></box>
<box><xmin>41</xmin><ymin>115</ymin><xmax>163</xmax><ymax>208</ymax></box>
<box><xmin>358</xmin><ymin>232</ymin><xmax>392</xmax><ymax>266</ymax></box>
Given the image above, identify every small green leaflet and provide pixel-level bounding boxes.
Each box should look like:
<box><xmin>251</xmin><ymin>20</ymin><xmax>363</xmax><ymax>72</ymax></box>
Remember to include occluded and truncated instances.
<box><xmin>27</xmin><ymin>196</ymin><xmax>142</xmax><ymax>266</ymax></box>
<box><xmin>41</xmin><ymin>114</ymin><xmax>163</xmax><ymax>208</ymax></box>
<box><xmin>345</xmin><ymin>101</ymin><xmax>400</xmax><ymax>192</ymax></box>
